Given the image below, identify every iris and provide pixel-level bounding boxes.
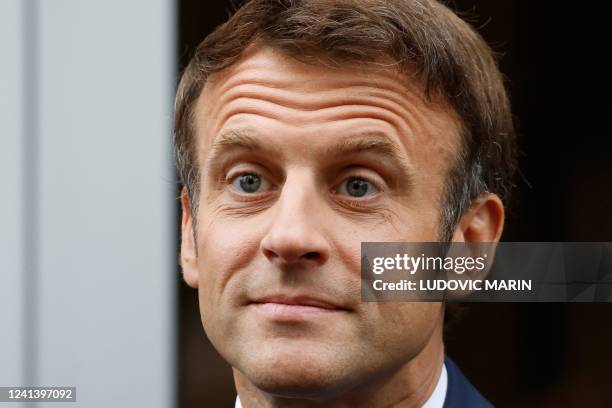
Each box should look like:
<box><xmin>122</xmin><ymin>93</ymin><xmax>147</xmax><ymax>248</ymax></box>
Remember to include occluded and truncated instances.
<box><xmin>236</xmin><ymin>173</ymin><xmax>261</xmax><ymax>193</ymax></box>
<box><xmin>345</xmin><ymin>178</ymin><xmax>370</xmax><ymax>197</ymax></box>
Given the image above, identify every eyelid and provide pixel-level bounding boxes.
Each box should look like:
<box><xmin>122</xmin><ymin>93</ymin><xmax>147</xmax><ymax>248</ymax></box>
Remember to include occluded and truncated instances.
<box><xmin>333</xmin><ymin>170</ymin><xmax>385</xmax><ymax>195</ymax></box>
<box><xmin>214</xmin><ymin>151</ymin><xmax>282</xmax><ymax>184</ymax></box>
<box><xmin>225</xmin><ymin>162</ymin><xmax>268</xmax><ymax>182</ymax></box>
<box><xmin>226</xmin><ymin>167</ymin><xmax>276</xmax><ymax>196</ymax></box>
<box><xmin>347</xmin><ymin>177</ymin><xmax>379</xmax><ymax>191</ymax></box>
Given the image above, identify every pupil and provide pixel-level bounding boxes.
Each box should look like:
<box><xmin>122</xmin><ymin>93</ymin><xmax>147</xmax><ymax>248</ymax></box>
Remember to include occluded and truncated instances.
<box><xmin>347</xmin><ymin>179</ymin><xmax>368</xmax><ymax>197</ymax></box>
<box><xmin>239</xmin><ymin>174</ymin><xmax>261</xmax><ymax>193</ymax></box>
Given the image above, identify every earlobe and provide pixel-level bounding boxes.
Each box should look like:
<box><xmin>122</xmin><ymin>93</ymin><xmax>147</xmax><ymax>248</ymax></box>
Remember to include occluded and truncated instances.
<box><xmin>180</xmin><ymin>189</ymin><xmax>199</xmax><ymax>289</ymax></box>
<box><xmin>453</xmin><ymin>193</ymin><xmax>505</xmax><ymax>244</ymax></box>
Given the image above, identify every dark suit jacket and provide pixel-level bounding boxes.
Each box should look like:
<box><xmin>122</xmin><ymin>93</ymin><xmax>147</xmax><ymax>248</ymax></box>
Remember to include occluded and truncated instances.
<box><xmin>443</xmin><ymin>356</ymin><xmax>493</xmax><ymax>408</ymax></box>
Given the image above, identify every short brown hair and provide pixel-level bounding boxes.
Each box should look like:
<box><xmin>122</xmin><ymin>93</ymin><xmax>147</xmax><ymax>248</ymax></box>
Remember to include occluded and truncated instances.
<box><xmin>174</xmin><ymin>0</ymin><xmax>517</xmax><ymax>240</ymax></box>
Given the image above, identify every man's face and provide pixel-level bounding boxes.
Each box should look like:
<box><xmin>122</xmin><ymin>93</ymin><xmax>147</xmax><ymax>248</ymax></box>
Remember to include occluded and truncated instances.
<box><xmin>185</xmin><ymin>45</ymin><xmax>461</xmax><ymax>397</ymax></box>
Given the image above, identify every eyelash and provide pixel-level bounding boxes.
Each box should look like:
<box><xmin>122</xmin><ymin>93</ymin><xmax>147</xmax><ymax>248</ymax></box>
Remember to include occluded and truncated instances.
<box><xmin>227</xmin><ymin>170</ymin><xmax>383</xmax><ymax>202</ymax></box>
<box><xmin>336</xmin><ymin>176</ymin><xmax>382</xmax><ymax>196</ymax></box>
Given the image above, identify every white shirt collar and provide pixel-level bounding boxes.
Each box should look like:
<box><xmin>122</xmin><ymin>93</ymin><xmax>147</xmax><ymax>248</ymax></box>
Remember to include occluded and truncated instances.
<box><xmin>422</xmin><ymin>362</ymin><xmax>448</xmax><ymax>408</ymax></box>
<box><xmin>235</xmin><ymin>362</ymin><xmax>447</xmax><ymax>408</ymax></box>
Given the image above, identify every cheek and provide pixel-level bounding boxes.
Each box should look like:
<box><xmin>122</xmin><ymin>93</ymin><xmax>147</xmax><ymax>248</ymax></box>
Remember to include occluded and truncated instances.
<box><xmin>194</xmin><ymin>213</ymin><xmax>263</xmax><ymax>322</ymax></box>
<box><xmin>329</xmin><ymin>208</ymin><xmax>442</xmax><ymax>281</ymax></box>
<box><xmin>393</xmin><ymin>194</ymin><xmax>444</xmax><ymax>240</ymax></box>
<box><xmin>356</xmin><ymin>209</ymin><xmax>440</xmax><ymax>242</ymax></box>
<box><xmin>359</xmin><ymin>302</ymin><xmax>443</xmax><ymax>359</ymax></box>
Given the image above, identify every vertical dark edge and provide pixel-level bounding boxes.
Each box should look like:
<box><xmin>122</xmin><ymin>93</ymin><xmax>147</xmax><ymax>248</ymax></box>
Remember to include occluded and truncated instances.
<box><xmin>176</xmin><ymin>1</ymin><xmax>185</xmax><ymax>406</ymax></box>
<box><xmin>170</xmin><ymin>0</ymin><xmax>180</xmax><ymax>406</ymax></box>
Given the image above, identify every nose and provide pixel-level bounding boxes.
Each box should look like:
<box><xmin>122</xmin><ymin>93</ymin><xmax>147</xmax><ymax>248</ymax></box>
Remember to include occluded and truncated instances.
<box><xmin>260</xmin><ymin>171</ymin><xmax>330</xmax><ymax>267</ymax></box>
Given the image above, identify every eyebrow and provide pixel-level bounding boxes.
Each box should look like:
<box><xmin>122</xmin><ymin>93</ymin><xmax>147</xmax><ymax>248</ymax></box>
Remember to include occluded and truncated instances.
<box><xmin>205</xmin><ymin>130</ymin><xmax>272</xmax><ymax>168</ymax></box>
<box><xmin>211</xmin><ymin>130</ymin><xmax>262</xmax><ymax>151</ymax></box>
<box><xmin>205</xmin><ymin>129</ymin><xmax>414</xmax><ymax>182</ymax></box>
<box><xmin>324</xmin><ymin>134</ymin><xmax>413</xmax><ymax>171</ymax></box>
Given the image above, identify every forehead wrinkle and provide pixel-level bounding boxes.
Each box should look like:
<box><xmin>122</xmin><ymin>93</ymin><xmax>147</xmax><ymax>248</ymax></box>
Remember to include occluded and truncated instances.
<box><xmin>203</xmin><ymin>43</ymin><xmax>457</xmax><ymax>132</ymax></box>
<box><xmin>209</xmin><ymin>89</ymin><xmax>428</xmax><ymax>152</ymax></box>
<box><xmin>215</xmin><ymin>71</ymin><xmax>409</xmax><ymax>95</ymax></box>
<box><xmin>213</xmin><ymin>71</ymin><xmax>426</xmax><ymax>109</ymax></box>
<box><xmin>208</xmin><ymin>53</ymin><xmax>423</xmax><ymax>104</ymax></box>
<box><xmin>213</xmin><ymin>83</ymin><xmax>422</xmax><ymax>121</ymax></box>
<box><xmin>206</xmin><ymin>75</ymin><xmax>452</xmax><ymax>152</ymax></box>
<box><xmin>216</xmin><ymin>106</ymin><xmax>413</xmax><ymax>144</ymax></box>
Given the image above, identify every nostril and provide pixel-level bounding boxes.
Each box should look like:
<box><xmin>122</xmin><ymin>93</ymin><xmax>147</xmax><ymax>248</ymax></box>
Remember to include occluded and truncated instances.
<box><xmin>262</xmin><ymin>248</ymin><xmax>277</xmax><ymax>261</ymax></box>
<box><xmin>303</xmin><ymin>252</ymin><xmax>320</xmax><ymax>260</ymax></box>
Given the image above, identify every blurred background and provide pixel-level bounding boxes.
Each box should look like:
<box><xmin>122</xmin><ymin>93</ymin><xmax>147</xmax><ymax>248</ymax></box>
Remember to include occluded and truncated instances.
<box><xmin>1</xmin><ymin>1</ymin><xmax>611</xmax><ymax>407</ymax></box>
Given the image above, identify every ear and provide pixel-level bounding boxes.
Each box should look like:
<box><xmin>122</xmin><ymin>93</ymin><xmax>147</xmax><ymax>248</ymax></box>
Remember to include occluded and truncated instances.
<box><xmin>451</xmin><ymin>193</ymin><xmax>505</xmax><ymax>244</ymax></box>
<box><xmin>444</xmin><ymin>193</ymin><xmax>505</xmax><ymax>298</ymax></box>
<box><xmin>180</xmin><ymin>188</ymin><xmax>199</xmax><ymax>288</ymax></box>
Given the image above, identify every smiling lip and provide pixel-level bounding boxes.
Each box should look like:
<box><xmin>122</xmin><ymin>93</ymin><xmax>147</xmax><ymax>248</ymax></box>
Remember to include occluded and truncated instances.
<box><xmin>250</xmin><ymin>295</ymin><xmax>347</xmax><ymax>319</ymax></box>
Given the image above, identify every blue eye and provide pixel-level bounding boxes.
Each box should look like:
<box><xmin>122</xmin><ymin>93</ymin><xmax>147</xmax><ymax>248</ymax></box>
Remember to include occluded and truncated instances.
<box><xmin>231</xmin><ymin>172</ymin><xmax>274</xmax><ymax>194</ymax></box>
<box><xmin>233</xmin><ymin>173</ymin><xmax>262</xmax><ymax>193</ymax></box>
<box><xmin>338</xmin><ymin>177</ymin><xmax>378</xmax><ymax>198</ymax></box>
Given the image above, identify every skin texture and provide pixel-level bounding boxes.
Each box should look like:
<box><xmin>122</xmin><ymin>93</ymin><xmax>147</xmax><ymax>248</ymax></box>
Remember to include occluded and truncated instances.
<box><xmin>180</xmin><ymin>44</ymin><xmax>505</xmax><ymax>407</ymax></box>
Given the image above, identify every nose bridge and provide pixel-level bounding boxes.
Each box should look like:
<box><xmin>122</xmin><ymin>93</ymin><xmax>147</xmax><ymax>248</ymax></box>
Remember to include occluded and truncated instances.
<box><xmin>260</xmin><ymin>168</ymin><xmax>330</xmax><ymax>265</ymax></box>
<box><xmin>277</xmin><ymin>168</ymin><xmax>317</xmax><ymax>220</ymax></box>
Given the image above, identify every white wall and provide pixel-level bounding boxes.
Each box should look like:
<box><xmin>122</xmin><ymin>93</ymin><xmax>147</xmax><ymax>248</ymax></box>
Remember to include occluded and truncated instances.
<box><xmin>0</xmin><ymin>0</ymin><xmax>25</xmax><ymax>389</ymax></box>
<box><xmin>0</xmin><ymin>1</ymin><xmax>176</xmax><ymax>407</ymax></box>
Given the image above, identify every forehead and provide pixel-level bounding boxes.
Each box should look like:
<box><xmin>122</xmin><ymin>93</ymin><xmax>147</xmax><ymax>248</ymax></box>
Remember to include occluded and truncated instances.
<box><xmin>194</xmin><ymin>44</ymin><xmax>461</xmax><ymax>174</ymax></box>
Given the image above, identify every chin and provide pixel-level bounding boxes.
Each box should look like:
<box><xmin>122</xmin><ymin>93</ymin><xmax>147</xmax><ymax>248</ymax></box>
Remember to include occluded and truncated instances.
<box><xmin>236</xmin><ymin>343</ymin><xmax>357</xmax><ymax>399</ymax></box>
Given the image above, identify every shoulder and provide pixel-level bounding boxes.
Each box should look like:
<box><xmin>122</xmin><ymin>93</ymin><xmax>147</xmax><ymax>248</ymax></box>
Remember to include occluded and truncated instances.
<box><xmin>443</xmin><ymin>356</ymin><xmax>493</xmax><ymax>408</ymax></box>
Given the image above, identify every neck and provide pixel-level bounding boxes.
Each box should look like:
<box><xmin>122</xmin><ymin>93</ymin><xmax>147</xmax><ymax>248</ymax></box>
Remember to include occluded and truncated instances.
<box><xmin>234</xmin><ymin>323</ymin><xmax>445</xmax><ymax>408</ymax></box>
